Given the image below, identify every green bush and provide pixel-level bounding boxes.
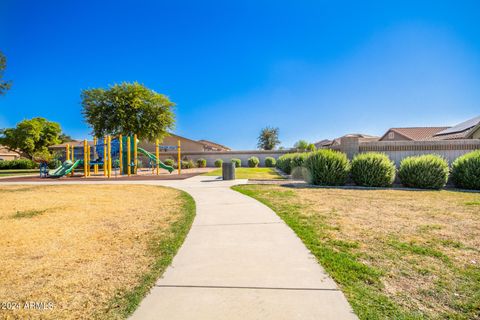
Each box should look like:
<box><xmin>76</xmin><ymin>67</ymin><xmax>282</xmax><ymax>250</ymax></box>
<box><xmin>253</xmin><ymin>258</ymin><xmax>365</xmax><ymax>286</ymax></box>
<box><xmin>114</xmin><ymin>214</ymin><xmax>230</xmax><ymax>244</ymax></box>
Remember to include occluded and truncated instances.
<box><xmin>264</xmin><ymin>157</ymin><xmax>276</xmax><ymax>167</ymax></box>
<box><xmin>164</xmin><ymin>158</ymin><xmax>175</xmax><ymax>168</ymax></box>
<box><xmin>214</xmin><ymin>159</ymin><xmax>223</xmax><ymax>167</ymax></box>
<box><xmin>48</xmin><ymin>159</ymin><xmax>62</xmax><ymax>169</ymax></box>
<box><xmin>291</xmin><ymin>153</ymin><xmax>308</xmax><ymax>169</ymax></box>
<box><xmin>351</xmin><ymin>153</ymin><xmax>396</xmax><ymax>187</ymax></box>
<box><xmin>451</xmin><ymin>150</ymin><xmax>480</xmax><ymax>190</ymax></box>
<box><xmin>196</xmin><ymin>158</ymin><xmax>207</xmax><ymax>168</ymax></box>
<box><xmin>0</xmin><ymin>159</ymin><xmax>38</xmax><ymax>170</ymax></box>
<box><xmin>304</xmin><ymin>150</ymin><xmax>350</xmax><ymax>186</ymax></box>
<box><xmin>181</xmin><ymin>159</ymin><xmax>196</xmax><ymax>169</ymax></box>
<box><xmin>398</xmin><ymin>154</ymin><xmax>449</xmax><ymax>189</ymax></box>
<box><xmin>231</xmin><ymin>158</ymin><xmax>241</xmax><ymax>167</ymax></box>
<box><xmin>276</xmin><ymin>154</ymin><xmax>293</xmax><ymax>174</ymax></box>
<box><xmin>248</xmin><ymin>156</ymin><xmax>260</xmax><ymax>168</ymax></box>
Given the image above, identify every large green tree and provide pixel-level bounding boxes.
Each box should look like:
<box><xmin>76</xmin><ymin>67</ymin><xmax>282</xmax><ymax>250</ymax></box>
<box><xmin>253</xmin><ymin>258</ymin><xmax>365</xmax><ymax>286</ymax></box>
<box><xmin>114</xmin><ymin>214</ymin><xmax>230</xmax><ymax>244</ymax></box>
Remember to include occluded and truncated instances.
<box><xmin>0</xmin><ymin>51</ymin><xmax>12</xmax><ymax>95</ymax></box>
<box><xmin>81</xmin><ymin>82</ymin><xmax>175</xmax><ymax>141</ymax></box>
<box><xmin>257</xmin><ymin>126</ymin><xmax>280</xmax><ymax>150</ymax></box>
<box><xmin>0</xmin><ymin>117</ymin><xmax>62</xmax><ymax>159</ymax></box>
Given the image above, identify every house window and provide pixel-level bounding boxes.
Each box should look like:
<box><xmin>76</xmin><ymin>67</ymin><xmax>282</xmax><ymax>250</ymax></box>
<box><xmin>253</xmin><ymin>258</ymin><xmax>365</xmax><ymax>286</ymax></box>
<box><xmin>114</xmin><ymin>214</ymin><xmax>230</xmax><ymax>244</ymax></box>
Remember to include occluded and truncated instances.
<box><xmin>388</xmin><ymin>132</ymin><xmax>394</xmax><ymax>140</ymax></box>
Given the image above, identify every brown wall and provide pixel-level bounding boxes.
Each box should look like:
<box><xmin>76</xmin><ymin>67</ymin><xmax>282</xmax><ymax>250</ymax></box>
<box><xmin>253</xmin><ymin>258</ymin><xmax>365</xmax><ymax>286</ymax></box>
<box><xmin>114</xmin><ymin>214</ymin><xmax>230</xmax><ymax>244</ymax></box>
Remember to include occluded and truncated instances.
<box><xmin>331</xmin><ymin>137</ymin><xmax>480</xmax><ymax>165</ymax></box>
<box><xmin>157</xmin><ymin>150</ymin><xmax>290</xmax><ymax>167</ymax></box>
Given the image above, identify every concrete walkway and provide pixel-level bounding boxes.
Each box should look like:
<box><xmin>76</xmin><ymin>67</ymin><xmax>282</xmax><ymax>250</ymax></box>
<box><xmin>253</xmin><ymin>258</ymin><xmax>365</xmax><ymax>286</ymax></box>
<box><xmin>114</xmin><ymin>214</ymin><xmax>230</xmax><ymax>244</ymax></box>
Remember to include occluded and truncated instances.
<box><xmin>0</xmin><ymin>175</ymin><xmax>357</xmax><ymax>319</ymax></box>
<box><xmin>131</xmin><ymin>176</ymin><xmax>357</xmax><ymax>320</ymax></box>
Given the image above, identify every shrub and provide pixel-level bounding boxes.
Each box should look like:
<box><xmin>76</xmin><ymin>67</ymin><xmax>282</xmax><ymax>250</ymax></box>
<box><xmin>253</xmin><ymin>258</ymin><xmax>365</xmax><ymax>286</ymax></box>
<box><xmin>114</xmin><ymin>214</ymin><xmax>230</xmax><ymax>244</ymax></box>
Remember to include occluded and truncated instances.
<box><xmin>451</xmin><ymin>150</ymin><xmax>480</xmax><ymax>190</ymax></box>
<box><xmin>196</xmin><ymin>158</ymin><xmax>207</xmax><ymax>168</ymax></box>
<box><xmin>276</xmin><ymin>154</ymin><xmax>294</xmax><ymax>174</ymax></box>
<box><xmin>304</xmin><ymin>150</ymin><xmax>350</xmax><ymax>186</ymax></box>
<box><xmin>214</xmin><ymin>159</ymin><xmax>223</xmax><ymax>167</ymax></box>
<box><xmin>398</xmin><ymin>154</ymin><xmax>449</xmax><ymax>189</ymax></box>
<box><xmin>351</xmin><ymin>152</ymin><xmax>396</xmax><ymax>187</ymax></box>
<box><xmin>0</xmin><ymin>159</ymin><xmax>38</xmax><ymax>169</ymax></box>
<box><xmin>291</xmin><ymin>153</ymin><xmax>308</xmax><ymax>169</ymax></box>
<box><xmin>264</xmin><ymin>157</ymin><xmax>276</xmax><ymax>167</ymax></box>
<box><xmin>163</xmin><ymin>158</ymin><xmax>175</xmax><ymax>168</ymax></box>
<box><xmin>231</xmin><ymin>158</ymin><xmax>241</xmax><ymax>167</ymax></box>
<box><xmin>48</xmin><ymin>159</ymin><xmax>62</xmax><ymax>169</ymax></box>
<box><xmin>248</xmin><ymin>156</ymin><xmax>260</xmax><ymax>168</ymax></box>
<box><xmin>181</xmin><ymin>159</ymin><xmax>196</xmax><ymax>169</ymax></box>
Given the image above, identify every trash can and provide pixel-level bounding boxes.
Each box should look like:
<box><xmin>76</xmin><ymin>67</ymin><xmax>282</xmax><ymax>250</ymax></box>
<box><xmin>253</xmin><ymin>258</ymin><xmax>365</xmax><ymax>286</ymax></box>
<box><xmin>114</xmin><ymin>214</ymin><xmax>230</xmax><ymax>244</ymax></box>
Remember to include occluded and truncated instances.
<box><xmin>222</xmin><ymin>162</ymin><xmax>236</xmax><ymax>180</ymax></box>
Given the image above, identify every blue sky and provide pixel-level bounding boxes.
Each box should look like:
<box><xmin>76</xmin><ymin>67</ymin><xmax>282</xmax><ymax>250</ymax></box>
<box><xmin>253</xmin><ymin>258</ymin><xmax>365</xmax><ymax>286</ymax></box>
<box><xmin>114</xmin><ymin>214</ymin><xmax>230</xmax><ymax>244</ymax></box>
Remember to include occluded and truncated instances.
<box><xmin>1</xmin><ymin>1</ymin><xmax>479</xmax><ymax>149</ymax></box>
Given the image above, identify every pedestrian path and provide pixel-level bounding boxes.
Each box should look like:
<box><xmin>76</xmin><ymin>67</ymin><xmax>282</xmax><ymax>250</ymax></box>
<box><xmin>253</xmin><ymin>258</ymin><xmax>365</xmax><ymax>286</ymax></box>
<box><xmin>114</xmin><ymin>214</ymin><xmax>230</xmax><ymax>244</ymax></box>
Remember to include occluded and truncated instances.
<box><xmin>130</xmin><ymin>176</ymin><xmax>357</xmax><ymax>320</ymax></box>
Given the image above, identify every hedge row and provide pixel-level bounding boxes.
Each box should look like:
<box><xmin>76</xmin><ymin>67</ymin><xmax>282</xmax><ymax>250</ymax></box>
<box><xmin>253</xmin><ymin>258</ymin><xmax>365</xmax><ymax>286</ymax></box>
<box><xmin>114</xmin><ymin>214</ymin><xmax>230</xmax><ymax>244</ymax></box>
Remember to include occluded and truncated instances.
<box><xmin>162</xmin><ymin>157</ymin><xmax>278</xmax><ymax>168</ymax></box>
<box><xmin>0</xmin><ymin>159</ymin><xmax>38</xmax><ymax>169</ymax></box>
<box><xmin>276</xmin><ymin>150</ymin><xmax>480</xmax><ymax>190</ymax></box>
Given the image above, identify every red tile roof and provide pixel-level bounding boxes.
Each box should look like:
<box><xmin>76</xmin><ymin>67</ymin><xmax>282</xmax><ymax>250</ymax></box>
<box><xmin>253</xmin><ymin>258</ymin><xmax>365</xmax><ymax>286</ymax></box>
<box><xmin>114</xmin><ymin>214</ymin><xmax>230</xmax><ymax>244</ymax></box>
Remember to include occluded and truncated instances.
<box><xmin>381</xmin><ymin>127</ymin><xmax>449</xmax><ymax>141</ymax></box>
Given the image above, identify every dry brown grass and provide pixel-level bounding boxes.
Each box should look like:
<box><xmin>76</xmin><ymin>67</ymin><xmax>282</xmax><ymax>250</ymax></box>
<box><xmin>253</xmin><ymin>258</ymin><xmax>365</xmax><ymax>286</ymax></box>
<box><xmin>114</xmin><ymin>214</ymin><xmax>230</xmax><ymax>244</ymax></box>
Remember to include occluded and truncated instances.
<box><xmin>0</xmin><ymin>185</ymin><xmax>187</xmax><ymax>319</ymax></box>
<box><xmin>295</xmin><ymin>189</ymin><xmax>480</xmax><ymax>315</ymax></box>
<box><xmin>234</xmin><ymin>185</ymin><xmax>480</xmax><ymax>319</ymax></box>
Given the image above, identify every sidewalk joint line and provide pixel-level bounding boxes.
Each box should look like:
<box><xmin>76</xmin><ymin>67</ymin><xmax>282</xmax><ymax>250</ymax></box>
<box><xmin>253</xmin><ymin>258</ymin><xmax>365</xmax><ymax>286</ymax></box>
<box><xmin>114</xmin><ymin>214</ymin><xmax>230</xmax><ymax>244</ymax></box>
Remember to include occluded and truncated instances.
<box><xmin>155</xmin><ymin>284</ymin><xmax>340</xmax><ymax>291</ymax></box>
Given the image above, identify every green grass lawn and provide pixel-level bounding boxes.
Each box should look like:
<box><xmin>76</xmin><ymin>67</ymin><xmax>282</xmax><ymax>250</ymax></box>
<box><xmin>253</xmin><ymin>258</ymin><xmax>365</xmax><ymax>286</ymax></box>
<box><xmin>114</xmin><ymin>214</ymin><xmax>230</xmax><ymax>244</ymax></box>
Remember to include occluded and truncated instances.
<box><xmin>203</xmin><ymin>167</ymin><xmax>284</xmax><ymax>180</ymax></box>
<box><xmin>233</xmin><ymin>184</ymin><xmax>480</xmax><ymax>320</ymax></box>
<box><xmin>0</xmin><ymin>169</ymin><xmax>38</xmax><ymax>177</ymax></box>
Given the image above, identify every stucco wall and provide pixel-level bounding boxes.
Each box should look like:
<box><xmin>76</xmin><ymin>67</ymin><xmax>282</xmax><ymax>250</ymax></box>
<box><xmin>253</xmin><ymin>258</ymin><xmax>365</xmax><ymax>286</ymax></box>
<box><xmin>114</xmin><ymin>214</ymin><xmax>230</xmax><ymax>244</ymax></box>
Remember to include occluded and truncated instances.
<box><xmin>157</xmin><ymin>150</ymin><xmax>290</xmax><ymax>167</ymax></box>
<box><xmin>332</xmin><ymin>138</ymin><xmax>480</xmax><ymax>166</ymax></box>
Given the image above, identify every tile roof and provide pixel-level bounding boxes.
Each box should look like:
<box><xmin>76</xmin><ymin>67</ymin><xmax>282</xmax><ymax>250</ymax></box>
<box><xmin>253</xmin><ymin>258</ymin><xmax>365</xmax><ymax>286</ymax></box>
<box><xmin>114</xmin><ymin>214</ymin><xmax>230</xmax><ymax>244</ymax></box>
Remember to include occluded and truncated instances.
<box><xmin>198</xmin><ymin>139</ymin><xmax>231</xmax><ymax>151</ymax></box>
<box><xmin>382</xmin><ymin>127</ymin><xmax>449</xmax><ymax>141</ymax></box>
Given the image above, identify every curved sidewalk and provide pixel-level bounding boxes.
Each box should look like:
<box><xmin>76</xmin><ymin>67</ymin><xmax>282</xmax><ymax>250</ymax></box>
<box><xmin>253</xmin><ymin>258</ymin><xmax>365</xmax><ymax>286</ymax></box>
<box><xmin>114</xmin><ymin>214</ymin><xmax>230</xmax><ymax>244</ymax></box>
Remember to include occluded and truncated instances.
<box><xmin>131</xmin><ymin>176</ymin><xmax>357</xmax><ymax>320</ymax></box>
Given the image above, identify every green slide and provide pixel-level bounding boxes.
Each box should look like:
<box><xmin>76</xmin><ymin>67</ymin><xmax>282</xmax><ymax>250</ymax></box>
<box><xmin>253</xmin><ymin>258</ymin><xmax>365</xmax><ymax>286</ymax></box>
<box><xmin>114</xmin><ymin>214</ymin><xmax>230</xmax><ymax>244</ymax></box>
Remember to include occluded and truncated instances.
<box><xmin>137</xmin><ymin>147</ymin><xmax>174</xmax><ymax>173</ymax></box>
<box><xmin>48</xmin><ymin>159</ymin><xmax>82</xmax><ymax>178</ymax></box>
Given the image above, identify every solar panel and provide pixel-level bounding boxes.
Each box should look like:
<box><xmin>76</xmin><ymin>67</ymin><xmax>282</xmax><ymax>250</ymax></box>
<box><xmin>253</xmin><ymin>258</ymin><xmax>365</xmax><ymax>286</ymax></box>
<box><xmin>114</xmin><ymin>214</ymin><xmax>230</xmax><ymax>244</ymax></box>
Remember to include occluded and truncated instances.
<box><xmin>435</xmin><ymin>116</ymin><xmax>480</xmax><ymax>135</ymax></box>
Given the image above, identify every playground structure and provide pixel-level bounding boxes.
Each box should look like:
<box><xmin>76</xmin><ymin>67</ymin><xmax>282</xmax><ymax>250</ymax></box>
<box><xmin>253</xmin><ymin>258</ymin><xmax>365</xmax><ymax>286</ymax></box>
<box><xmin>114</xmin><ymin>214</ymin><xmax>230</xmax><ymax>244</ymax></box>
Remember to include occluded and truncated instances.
<box><xmin>46</xmin><ymin>134</ymin><xmax>180</xmax><ymax>178</ymax></box>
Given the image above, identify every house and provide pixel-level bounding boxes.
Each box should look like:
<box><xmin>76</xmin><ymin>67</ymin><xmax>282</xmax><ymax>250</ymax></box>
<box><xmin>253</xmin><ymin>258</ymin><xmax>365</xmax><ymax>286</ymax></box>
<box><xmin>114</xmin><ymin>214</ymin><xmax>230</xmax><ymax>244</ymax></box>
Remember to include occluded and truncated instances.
<box><xmin>49</xmin><ymin>133</ymin><xmax>230</xmax><ymax>156</ymax></box>
<box><xmin>314</xmin><ymin>139</ymin><xmax>333</xmax><ymax>149</ymax></box>
<box><xmin>330</xmin><ymin>134</ymin><xmax>379</xmax><ymax>146</ymax></box>
<box><xmin>379</xmin><ymin>115</ymin><xmax>480</xmax><ymax>141</ymax></box>
<box><xmin>379</xmin><ymin>127</ymin><xmax>449</xmax><ymax>141</ymax></box>
<box><xmin>0</xmin><ymin>145</ymin><xmax>21</xmax><ymax>161</ymax></box>
<box><xmin>198</xmin><ymin>140</ymin><xmax>231</xmax><ymax>151</ymax></box>
<box><xmin>431</xmin><ymin>116</ymin><xmax>480</xmax><ymax>140</ymax></box>
<box><xmin>315</xmin><ymin>134</ymin><xmax>379</xmax><ymax>149</ymax></box>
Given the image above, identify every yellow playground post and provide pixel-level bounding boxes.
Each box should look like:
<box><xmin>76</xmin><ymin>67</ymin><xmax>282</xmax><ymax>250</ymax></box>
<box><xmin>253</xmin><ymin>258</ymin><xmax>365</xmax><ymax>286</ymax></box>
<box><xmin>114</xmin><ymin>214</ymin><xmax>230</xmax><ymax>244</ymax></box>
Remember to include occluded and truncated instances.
<box><xmin>107</xmin><ymin>135</ymin><xmax>112</xmax><ymax>178</ymax></box>
<box><xmin>177</xmin><ymin>140</ymin><xmax>181</xmax><ymax>175</ymax></box>
<box><xmin>93</xmin><ymin>137</ymin><xmax>98</xmax><ymax>174</ymax></box>
<box><xmin>155</xmin><ymin>139</ymin><xmax>160</xmax><ymax>175</ymax></box>
<box><xmin>66</xmin><ymin>143</ymin><xmax>70</xmax><ymax>161</ymax></box>
<box><xmin>87</xmin><ymin>145</ymin><xmax>91</xmax><ymax>176</ymax></box>
<box><xmin>70</xmin><ymin>144</ymin><xmax>75</xmax><ymax>176</ymax></box>
<box><xmin>119</xmin><ymin>134</ymin><xmax>123</xmax><ymax>174</ymax></box>
<box><xmin>103</xmin><ymin>137</ymin><xmax>107</xmax><ymax>177</ymax></box>
<box><xmin>127</xmin><ymin>136</ymin><xmax>131</xmax><ymax>176</ymax></box>
<box><xmin>133</xmin><ymin>134</ymin><xmax>138</xmax><ymax>174</ymax></box>
<box><xmin>83</xmin><ymin>140</ymin><xmax>88</xmax><ymax>178</ymax></box>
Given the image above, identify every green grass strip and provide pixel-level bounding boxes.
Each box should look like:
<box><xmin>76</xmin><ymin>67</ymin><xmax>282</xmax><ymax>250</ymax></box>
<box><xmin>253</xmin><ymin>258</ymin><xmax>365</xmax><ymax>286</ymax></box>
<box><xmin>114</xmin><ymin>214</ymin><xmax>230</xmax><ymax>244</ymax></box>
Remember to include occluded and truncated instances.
<box><xmin>98</xmin><ymin>189</ymin><xmax>196</xmax><ymax>319</ymax></box>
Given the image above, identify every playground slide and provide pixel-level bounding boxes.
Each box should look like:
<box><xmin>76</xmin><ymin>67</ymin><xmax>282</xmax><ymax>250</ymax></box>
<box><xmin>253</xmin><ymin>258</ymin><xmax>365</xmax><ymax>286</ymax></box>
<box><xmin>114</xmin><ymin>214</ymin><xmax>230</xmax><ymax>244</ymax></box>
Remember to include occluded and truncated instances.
<box><xmin>137</xmin><ymin>147</ymin><xmax>174</xmax><ymax>173</ymax></box>
<box><xmin>48</xmin><ymin>159</ymin><xmax>82</xmax><ymax>178</ymax></box>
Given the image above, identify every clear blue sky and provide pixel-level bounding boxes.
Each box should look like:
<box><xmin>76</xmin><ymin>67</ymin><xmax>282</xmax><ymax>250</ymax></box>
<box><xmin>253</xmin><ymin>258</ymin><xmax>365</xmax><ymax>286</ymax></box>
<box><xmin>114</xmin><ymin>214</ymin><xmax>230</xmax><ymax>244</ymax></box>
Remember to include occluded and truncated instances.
<box><xmin>1</xmin><ymin>1</ymin><xmax>479</xmax><ymax>149</ymax></box>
